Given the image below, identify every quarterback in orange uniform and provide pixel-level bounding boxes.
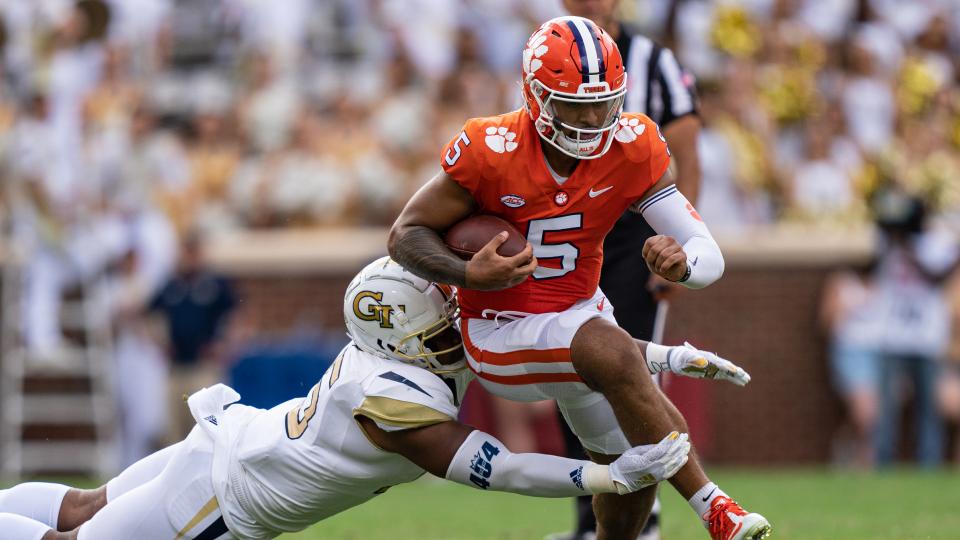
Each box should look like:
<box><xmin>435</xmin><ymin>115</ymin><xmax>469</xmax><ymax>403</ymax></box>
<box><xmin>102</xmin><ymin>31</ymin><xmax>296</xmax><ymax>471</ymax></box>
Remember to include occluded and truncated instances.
<box><xmin>390</xmin><ymin>16</ymin><xmax>770</xmax><ymax>540</ymax></box>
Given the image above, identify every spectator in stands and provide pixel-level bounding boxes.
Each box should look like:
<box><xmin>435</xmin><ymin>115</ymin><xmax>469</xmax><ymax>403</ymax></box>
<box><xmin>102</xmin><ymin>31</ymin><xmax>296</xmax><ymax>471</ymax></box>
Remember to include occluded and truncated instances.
<box><xmin>148</xmin><ymin>232</ymin><xmax>236</xmax><ymax>442</ymax></box>
<box><xmin>236</xmin><ymin>52</ymin><xmax>300</xmax><ymax>154</ymax></box>
<box><xmin>695</xmin><ymin>77</ymin><xmax>774</xmax><ymax>230</ymax></box>
<box><xmin>784</xmin><ymin>109</ymin><xmax>860</xmax><ymax>223</ymax></box>
<box><xmin>10</xmin><ymin>92</ymin><xmax>126</xmax><ymax>359</ymax></box>
<box><xmin>185</xmin><ymin>105</ymin><xmax>243</xmax><ymax>233</ymax></box>
<box><xmin>820</xmin><ymin>268</ymin><xmax>881</xmax><ymax>468</ymax></box>
<box><xmin>869</xmin><ymin>188</ymin><xmax>959</xmax><ymax>468</ymax></box>
<box><xmin>107</xmin><ymin>246</ymin><xmax>169</xmax><ymax>467</ymax></box>
<box><xmin>234</xmin><ymin>107</ymin><xmax>355</xmax><ymax>228</ymax></box>
<box><xmin>841</xmin><ymin>25</ymin><xmax>897</xmax><ymax>156</ymax></box>
<box><xmin>82</xmin><ymin>44</ymin><xmax>141</xmax><ymax>138</ymax></box>
<box><xmin>942</xmin><ymin>275</ymin><xmax>960</xmax><ymax>464</ymax></box>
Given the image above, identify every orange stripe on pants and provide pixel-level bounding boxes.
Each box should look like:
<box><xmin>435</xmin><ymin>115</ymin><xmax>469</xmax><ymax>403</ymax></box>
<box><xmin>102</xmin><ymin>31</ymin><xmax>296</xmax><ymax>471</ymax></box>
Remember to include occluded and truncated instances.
<box><xmin>462</xmin><ymin>319</ymin><xmax>583</xmax><ymax>385</ymax></box>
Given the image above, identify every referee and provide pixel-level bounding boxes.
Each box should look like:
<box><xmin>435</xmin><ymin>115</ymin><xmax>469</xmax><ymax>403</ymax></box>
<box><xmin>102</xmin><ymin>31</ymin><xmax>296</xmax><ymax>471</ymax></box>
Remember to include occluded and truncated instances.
<box><xmin>549</xmin><ymin>2</ymin><xmax>702</xmax><ymax>540</ymax></box>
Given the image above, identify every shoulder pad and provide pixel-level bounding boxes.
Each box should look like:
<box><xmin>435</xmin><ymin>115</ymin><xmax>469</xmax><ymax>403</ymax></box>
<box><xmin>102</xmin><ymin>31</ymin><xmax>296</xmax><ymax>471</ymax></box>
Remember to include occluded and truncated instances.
<box><xmin>612</xmin><ymin>113</ymin><xmax>670</xmax><ymax>163</ymax></box>
<box><xmin>355</xmin><ymin>364</ymin><xmax>458</xmax><ymax>431</ymax></box>
<box><xmin>441</xmin><ymin>111</ymin><xmax>528</xmax><ymax>193</ymax></box>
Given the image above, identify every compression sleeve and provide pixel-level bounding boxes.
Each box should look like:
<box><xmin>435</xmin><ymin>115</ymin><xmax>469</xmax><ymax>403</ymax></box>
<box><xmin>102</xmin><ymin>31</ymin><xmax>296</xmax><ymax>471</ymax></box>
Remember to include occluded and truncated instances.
<box><xmin>445</xmin><ymin>430</ymin><xmax>616</xmax><ymax>497</ymax></box>
<box><xmin>636</xmin><ymin>184</ymin><xmax>724</xmax><ymax>289</ymax></box>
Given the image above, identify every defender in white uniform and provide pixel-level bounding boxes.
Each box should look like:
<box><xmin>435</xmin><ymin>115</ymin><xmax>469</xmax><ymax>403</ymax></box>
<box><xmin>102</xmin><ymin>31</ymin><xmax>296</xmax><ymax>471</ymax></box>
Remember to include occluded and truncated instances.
<box><xmin>0</xmin><ymin>258</ymin><xmax>748</xmax><ymax>539</ymax></box>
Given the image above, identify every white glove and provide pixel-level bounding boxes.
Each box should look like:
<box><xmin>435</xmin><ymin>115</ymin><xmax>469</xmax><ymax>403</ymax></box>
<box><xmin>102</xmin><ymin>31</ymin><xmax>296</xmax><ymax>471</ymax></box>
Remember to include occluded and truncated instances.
<box><xmin>608</xmin><ymin>432</ymin><xmax>690</xmax><ymax>495</ymax></box>
<box><xmin>647</xmin><ymin>342</ymin><xmax>751</xmax><ymax>386</ymax></box>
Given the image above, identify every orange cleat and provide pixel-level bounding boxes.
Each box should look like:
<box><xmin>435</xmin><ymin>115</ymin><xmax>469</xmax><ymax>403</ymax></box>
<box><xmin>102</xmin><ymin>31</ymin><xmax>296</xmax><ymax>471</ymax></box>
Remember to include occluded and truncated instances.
<box><xmin>705</xmin><ymin>496</ymin><xmax>771</xmax><ymax>540</ymax></box>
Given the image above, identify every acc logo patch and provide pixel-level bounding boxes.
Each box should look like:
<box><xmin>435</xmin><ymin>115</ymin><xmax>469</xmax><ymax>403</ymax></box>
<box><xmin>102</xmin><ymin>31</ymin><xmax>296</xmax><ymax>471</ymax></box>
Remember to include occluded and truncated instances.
<box><xmin>500</xmin><ymin>194</ymin><xmax>526</xmax><ymax>208</ymax></box>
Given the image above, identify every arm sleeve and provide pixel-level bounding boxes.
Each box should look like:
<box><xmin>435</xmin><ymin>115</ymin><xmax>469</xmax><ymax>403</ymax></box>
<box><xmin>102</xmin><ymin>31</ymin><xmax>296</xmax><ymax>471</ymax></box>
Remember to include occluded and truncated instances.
<box><xmin>444</xmin><ymin>430</ymin><xmax>616</xmax><ymax>497</ymax></box>
<box><xmin>637</xmin><ymin>184</ymin><xmax>724</xmax><ymax>289</ymax></box>
<box><xmin>654</xmin><ymin>48</ymin><xmax>698</xmax><ymax>127</ymax></box>
<box><xmin>621</xmin><ymin>115</ymin><xmax>672</xmax><ymax>199</ymax></box>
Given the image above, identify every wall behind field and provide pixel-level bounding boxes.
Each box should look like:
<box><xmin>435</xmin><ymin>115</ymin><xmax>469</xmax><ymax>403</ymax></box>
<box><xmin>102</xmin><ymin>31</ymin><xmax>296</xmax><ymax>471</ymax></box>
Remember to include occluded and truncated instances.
<box><xmin>210</xmin><ymin>226</ymin><xmax>871</xmax><ymax>465</ymax></box>
<box><xmin>661</xmin><ymin>267</ymin><xmax>841</xmax><ymax>464</ymax></box>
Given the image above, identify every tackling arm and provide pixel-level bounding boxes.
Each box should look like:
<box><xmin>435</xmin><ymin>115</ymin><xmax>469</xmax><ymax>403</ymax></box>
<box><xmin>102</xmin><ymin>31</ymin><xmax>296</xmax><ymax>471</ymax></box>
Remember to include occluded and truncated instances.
<box><xmin>356</xmin><ymin>416</ymin><xmax>689</xmax><ymax>497</ymax></box>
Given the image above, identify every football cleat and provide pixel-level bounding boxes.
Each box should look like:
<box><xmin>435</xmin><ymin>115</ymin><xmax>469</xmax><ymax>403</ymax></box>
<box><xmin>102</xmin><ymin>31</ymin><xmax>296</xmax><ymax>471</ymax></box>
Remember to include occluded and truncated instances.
<box><xmin>705</xmin><ymin>496</ymin><xmax>772</xmax><ymax>540</ymax></box>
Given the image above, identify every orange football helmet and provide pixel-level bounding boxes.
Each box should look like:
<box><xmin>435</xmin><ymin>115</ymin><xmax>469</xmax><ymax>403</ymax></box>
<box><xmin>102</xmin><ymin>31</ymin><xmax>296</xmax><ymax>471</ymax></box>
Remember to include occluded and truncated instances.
<box><xmin>521</xmin><ymin>16</ymin><xmax>627</xmax><ymax>159</ymax></box>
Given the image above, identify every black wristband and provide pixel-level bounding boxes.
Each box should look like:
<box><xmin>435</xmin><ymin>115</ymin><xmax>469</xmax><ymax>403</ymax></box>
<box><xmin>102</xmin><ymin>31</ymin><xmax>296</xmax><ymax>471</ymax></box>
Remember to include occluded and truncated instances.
<box><xmin>678</xmin><ymin>264</ymin><xmax>692</xmax><ymax>283</ymax></box>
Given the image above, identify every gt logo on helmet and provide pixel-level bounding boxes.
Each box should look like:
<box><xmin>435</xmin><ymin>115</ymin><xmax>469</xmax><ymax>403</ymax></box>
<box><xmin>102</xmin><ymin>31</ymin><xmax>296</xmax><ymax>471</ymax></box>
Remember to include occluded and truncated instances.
<box><xmin>353</xmin><ymin>291</ymin><xmax>404</xmax><ymax>329</ymax></box>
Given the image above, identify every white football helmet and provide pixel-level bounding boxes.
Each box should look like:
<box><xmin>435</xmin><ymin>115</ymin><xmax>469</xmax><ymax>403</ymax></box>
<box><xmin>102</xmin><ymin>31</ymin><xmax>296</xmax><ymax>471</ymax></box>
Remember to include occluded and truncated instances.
<box><xmin>343</xmin><ymin>257</ymin><xmax>464</xmax><ymax>373</ymax></box>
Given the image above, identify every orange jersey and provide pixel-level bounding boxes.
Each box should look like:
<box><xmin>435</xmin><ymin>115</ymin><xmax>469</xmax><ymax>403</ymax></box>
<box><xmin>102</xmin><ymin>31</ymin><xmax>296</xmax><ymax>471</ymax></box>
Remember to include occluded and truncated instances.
<box><xmin>441</xmin><ymin>110</ymin><xmax>671</xmax><ymax>318</ymax></box>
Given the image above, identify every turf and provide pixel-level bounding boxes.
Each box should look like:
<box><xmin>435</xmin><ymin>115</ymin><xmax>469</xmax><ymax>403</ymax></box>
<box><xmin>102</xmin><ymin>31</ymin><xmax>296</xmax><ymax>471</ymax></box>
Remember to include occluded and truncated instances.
<box><xmin>285</xmin><ymin>468</ymin><xmax>960</xmax><ymax>540</ymax></box>
<box><xmin>9</xmin><ymin>468</ymin><xmax>957</xmax><ymax>539</ymax></box>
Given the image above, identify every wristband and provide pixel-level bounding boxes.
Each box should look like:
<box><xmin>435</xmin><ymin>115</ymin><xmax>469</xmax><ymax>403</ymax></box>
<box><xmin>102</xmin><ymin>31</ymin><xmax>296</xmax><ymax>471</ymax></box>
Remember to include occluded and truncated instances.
<box><xmin>645</xmin><ymin>342</ymin><xmax>672</xmax><ymax>374</ymax></box>
<box><xmin>582</xmin><ymin>463</ymin><xmax>617</xmax><ymax>494</ymax></box>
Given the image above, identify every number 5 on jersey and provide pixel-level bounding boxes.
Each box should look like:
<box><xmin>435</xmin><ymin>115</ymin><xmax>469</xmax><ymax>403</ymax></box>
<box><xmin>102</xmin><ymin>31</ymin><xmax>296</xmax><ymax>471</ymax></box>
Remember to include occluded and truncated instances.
<box><xmin>445</xmin><ymin>131</ymin><xmax>471</xmax><ymax>166</ymax></box>
<box><xmin>527</xmin><ymin>214</ymin><xmax>582</xmax><ymax>280</ymax></box>
<box><xmin>286</xmin><ymin>352</ymin><xmax>345</xmax><ymax>439</ymax></box>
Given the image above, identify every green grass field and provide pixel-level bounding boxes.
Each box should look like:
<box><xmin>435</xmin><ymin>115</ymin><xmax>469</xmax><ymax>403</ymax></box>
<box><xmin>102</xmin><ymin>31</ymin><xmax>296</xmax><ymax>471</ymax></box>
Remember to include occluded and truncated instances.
<box><xmin>283</xmin><ymin>468</ymin><xmax>960</xmax><ymax>540</ymax></box>
<box><xmin>8</xmin><ymin>468</ymin><xmax>958</xmax><ymax>539</ymax></box>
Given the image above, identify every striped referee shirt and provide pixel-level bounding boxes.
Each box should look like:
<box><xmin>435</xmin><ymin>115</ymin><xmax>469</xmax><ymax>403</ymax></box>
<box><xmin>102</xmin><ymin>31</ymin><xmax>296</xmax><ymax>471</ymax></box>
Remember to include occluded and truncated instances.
<box><xmin>615</xmin><ymin>24</ymin><xmax>698</xmax><ymax>125</ymax></box>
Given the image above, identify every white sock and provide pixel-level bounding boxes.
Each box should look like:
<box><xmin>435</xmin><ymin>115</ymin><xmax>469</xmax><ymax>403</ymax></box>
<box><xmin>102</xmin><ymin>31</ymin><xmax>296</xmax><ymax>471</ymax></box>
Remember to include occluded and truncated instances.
<box><xmin>0</xmin><ymin>483</ymin><xmax>70</xmax><ymax>529</ymax></box>
<box><xmin>0</xmin><ymin>512</ymin><xmax>52</xmax><ymax>540</ymax></box>
<box><xmin>688</xmin><ymin>482</ymin><xmax>727</xmax><ymax>520</ymax></box>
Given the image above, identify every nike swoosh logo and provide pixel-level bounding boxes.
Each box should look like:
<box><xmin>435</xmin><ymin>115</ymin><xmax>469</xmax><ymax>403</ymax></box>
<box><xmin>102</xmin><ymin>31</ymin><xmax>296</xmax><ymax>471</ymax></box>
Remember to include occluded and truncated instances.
<box><xmin>691</xmin><ymin>256</ymin><xmax>699</xmax><ymax>267</ymax></box>
<box><xmin>588</xmin><ymin>186</ymin><xmax>614</xmax><ymax>198</ymax></box>
<box><xmin>701</xmin><ymin>487</ymin><xmax>717</xmax><ymax>502</ymax></box>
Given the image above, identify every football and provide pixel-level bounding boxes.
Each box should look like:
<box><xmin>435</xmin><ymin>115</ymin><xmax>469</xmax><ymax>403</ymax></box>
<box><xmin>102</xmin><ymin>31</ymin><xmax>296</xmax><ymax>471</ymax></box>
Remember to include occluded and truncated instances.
<box><xmin>444</xmin><ymin>215</ymin><xmax>526</xmax><ymax>260</ymax></box>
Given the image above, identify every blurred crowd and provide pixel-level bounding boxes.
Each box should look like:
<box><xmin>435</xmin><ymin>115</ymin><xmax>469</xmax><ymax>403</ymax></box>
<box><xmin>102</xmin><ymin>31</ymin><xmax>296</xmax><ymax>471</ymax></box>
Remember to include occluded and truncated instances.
<box><xmin>821</xmin><ymin>188</ymin><xmax>960</xmax><ymax>469</ymax></box>
<box><xmin>674</xmin><ymin>0</ymin><xmax>960</xmax><ymax>232</ymax></box>
<box><xmin>1</xmin><ymin>0</ymin><xmax>958</xmax><ymax>238</ymax></box>
<box><xmin>0</xmin><ymin>0</ymin><xmax>959</xmax><ymax>467</ymax></box>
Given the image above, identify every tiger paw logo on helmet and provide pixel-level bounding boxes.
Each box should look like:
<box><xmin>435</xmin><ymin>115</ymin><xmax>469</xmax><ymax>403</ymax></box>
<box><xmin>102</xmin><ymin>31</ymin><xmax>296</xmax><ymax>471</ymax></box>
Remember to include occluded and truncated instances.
<box><xmin>485</xmin><ymin>126</ymin><xmax>518</xmax><ymax>153</ymax></box>
<box><xmin>614</xmin><ymin>117</ymin><xmax>646</xmax><ymax>143</ymax></box>
<box><xmin>522</xmin><ymin>30</ymin><xmax>549</xmax><ymax>74</ymax></box>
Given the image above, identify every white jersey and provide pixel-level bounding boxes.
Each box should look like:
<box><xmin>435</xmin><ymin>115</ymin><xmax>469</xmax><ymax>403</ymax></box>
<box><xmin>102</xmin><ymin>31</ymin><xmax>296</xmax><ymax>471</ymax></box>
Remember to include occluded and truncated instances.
<box><xmin>208</xmin><ymin>344</ymin><xmax>468</xmax><ymax>539</ymax></box>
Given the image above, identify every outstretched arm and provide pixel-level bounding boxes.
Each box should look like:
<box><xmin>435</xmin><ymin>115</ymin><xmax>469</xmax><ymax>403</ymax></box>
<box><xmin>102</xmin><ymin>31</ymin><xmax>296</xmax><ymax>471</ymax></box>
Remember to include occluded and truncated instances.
<box><xmin>388</xmin><ymin>171</ymin><xmax>536</xmax><ymax>290</ymax></box>
<box><xmin>356</xmin><ymin>416</ymin><xmax>689</xmax><ymax>497</ymax></box>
